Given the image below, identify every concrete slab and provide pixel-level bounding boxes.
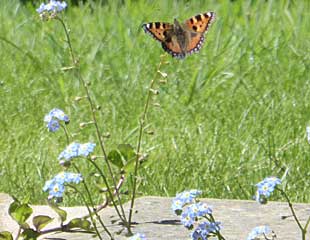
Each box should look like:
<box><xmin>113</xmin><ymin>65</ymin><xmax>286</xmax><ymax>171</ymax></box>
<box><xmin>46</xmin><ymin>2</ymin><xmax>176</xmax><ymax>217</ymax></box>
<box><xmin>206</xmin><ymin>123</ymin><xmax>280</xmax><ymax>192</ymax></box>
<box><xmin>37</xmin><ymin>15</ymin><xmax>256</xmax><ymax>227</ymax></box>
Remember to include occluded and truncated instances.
<box><xmin>0</xmin><ymin>193</ymin><xmax>309</xmax><ymax>239</ymax></box>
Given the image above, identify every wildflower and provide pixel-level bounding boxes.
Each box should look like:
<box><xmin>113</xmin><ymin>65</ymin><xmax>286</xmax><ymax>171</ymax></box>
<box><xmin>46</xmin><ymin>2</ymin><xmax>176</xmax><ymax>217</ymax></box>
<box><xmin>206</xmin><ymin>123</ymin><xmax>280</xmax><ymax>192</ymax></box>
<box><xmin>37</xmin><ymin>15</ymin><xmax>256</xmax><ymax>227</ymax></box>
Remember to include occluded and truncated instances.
<box><xmin>191</xmin><ymin>221</ymin><xmax>221</xmax><ymax>240</ymax></box>
<box><xmin>58</xmin><ymin>142</ymin><xmax>80</xmax><ymax>160</ymax></box>
<box><xmin>55</xmin><ymin>172</ymin><xmax>83</xmax><ymax>184</ymax></box>
<box><xmin>58</xmin><ymin>142</ymin><xmax>96</xmax><ymax>162</ymax></box>
<box><xmin>44</xmin><ymin>108</ymin><xmax>69</xmax><ymax>132</ymax></box>
<box><xmin>196</xmin><ymin>202</ymin><xmax>212</xmax><ymax>216</ymax></box>
<box><xmin>255</xmin><ymin>177</ymin><xmax>281</xmax><ymax>203</ymax></box>
<box><xmin>180</xmin><ymin>207</ymin><xmax>195</xmax><ymax>228</ymax></box>
<box><xmin>78</xmin><ymin>142</ymin><xmax>96</xmax><ymax>157</ymax></box>
<box><xmin>37</xmin><ymin>0</ymin><xmax>67</xmax><ymax>14</ymax></box>
<box><xmin>171</xmin><ymin>198</ymin><xmax>184</xmax><ymax>214</ymax></box>
<box><xmin>128</xmin><ymin>233</ymin><xmax>146</xmax><ymax>240</ymax></box>
<box><xmin>46</xmin><ymin>119</ymin><xmax>60</xmax><ymax>132</ymax></box>
<box><xmin>172</xmin><ymin>189</ymin><xmax>202</xmax><ymax>213</ymax></box>
<box><xmin>247</xmin><ymin>225</ymin><xmax>271</xmax><ymax>240</ymax></box>
<box><xmin>43</xmin><ymin>172</ymin><xmax>82</xmax><ymax>199</ymax></box>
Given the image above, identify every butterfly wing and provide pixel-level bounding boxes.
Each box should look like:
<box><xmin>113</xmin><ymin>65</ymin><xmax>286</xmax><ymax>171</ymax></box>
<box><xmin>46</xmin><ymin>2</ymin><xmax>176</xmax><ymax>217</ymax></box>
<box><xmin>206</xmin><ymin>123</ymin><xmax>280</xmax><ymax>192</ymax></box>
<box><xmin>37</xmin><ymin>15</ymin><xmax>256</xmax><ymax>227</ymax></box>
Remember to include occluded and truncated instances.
<box><xmin>142</xmin><ymin>22</ymin><xmax>173</xmax><ymax>42</ymax></box>
<box><xmin>143</xmin><ymin>22</ymin><xmax>186</xmax><ymax>58</ymax></box>
<box><xmin>184</xmin><ymin>12</ymin><xmax>215</xmax><ymax>54</ymax></box>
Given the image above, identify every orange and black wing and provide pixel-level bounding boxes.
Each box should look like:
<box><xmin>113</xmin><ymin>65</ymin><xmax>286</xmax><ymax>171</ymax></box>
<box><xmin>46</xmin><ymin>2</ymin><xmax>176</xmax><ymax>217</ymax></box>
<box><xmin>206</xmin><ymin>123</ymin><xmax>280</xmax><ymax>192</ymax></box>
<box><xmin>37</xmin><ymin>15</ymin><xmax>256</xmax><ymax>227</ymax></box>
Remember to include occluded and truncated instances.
<box><xmin>184</xmin><ymin>12</ymin><xmax>215</xmax><ymax>54</ymax></box>
<box><xmin>142</xmin><ymin>22</ymin><xmax>173</xmax><ymax>42</ymax></box>
<box><xmin>142</xmin><ymin>22</ymin><xmax>186</xmax><ymax>58</ymax></box>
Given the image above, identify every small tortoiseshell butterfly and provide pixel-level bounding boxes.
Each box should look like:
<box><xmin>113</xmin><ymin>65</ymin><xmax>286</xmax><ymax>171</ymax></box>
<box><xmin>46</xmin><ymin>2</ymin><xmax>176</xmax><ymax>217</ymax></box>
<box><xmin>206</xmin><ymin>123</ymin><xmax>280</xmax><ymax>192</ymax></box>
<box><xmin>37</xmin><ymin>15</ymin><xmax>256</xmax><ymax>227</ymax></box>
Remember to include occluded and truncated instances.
<box><xmin>142</xmin><ymin>12</ymin><xmax>215</xmax><ymax>59</ymax></box>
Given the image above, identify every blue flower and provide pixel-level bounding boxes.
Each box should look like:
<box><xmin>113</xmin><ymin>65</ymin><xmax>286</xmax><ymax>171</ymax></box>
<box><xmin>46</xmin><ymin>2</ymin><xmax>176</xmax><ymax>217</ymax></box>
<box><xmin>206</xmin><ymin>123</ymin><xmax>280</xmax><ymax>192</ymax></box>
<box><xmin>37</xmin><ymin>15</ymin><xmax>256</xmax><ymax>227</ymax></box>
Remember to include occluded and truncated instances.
<box><xmin>128</xmin><ymin>233</ymin><xmax>146</xmax><ymax>240</ymax></box>
<box><xmin>58</xmin><ymin>142</ymin><xmax>80</xmax><ymax>160</ymax></box>
<box><xmin>191</xmin><ymin>228</ymin><xmax>207</xmax><ymax>240</ymax></box>
<box><xmin>37</xmin><ymin>0</ymin><xmax>67</xmax><ymax>14</ymax></box>
<box><xmin>191</xmin><ymin>221</ymin><xmax>221</xmax><ymax>240</ymax></box>
<box><xmin>44</xmin><ymin>108</ymin><xmax>69</xmax><ymax>132</ymax></box>
<box><xmin>58</xmin><ymin>142</ymin><xmax>96</xmax><ymax>162</ymax></box>
<box><xmin>255</xmin><ymin>176</ymin><xmax>281</xmax><ymax>203</ymax></box>
<box><xmin>180</xmin><ymin>207</ymin><xmax>195</xmax><ymax>228</ymax></box>
<box><xmin>247</xmin><ymin>226</ymin><xmax>271</xmax><ymax>240</ymax></box>
<box><xmin>43</xmin><ymin>178</ymin><xmax>65</xmax><ymax>199</ymax></box>
<box><xmin>78</xmin><ymin>142</ymin><xmax>96</xmax><ymax>157</ymax></box>
<box><xmin>46</xmin><ymin>119</ymin><xmax>60</xmax><ymax>132</ymax></box>
<box><xmin>172</xmin><ymin>189</ymin><xmax>202</xmax><ymax>212</ymax></box>
<box><xmin>172</xmin><ymin>198</ymin><xmax>185</xmax><ymax>214</ymax></box>
<box><xmin>43</xmin><ymin>172</ymin><xmax>83</xmax><ymax>199</ymax></box>
<box><xmin>55</xmin><ymin>172</ymin><xmax>83</xmax><ymax>184</ymax></box>
<box><xmin>196</xmin><ymin>202</ymin><xmax>212</xmax><ymax>216</ymax></box>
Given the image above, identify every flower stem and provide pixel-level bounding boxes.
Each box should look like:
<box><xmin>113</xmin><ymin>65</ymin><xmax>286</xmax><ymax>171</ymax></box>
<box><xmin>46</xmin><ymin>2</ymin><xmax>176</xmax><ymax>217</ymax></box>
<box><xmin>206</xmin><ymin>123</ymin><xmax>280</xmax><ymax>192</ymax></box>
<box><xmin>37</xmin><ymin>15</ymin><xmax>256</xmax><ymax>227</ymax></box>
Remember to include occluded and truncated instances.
<box><xmin>56</xmin><ymin>16</ymin><xmax>128</xmax><ymax>227</ymax></box>
<box><xmin>72</xmin><ymin>163</ymin><xmax>113</xmax><ymax>239</ymax></box>
<box><xmin>68</xmin><ymin>184</ymin><xmax>105</xmax><ymax>240</ymax></box>
<box><xmin>128</xmin><ymin>57</ymin><xmax>165</xmax><ymax>229</ymax></box>
<box><xmin>277</xmin><ymin>187</ymin><xmax>307</xmax><ymax>239</ymax></box>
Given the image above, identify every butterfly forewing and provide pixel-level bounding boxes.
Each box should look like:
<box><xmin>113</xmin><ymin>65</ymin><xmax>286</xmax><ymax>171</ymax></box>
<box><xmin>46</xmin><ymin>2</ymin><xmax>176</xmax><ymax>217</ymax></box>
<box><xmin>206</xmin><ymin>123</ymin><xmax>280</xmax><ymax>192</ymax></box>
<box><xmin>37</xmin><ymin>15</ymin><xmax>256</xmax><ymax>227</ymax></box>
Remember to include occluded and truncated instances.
<box><xmin>184</xmin><ymin>12</ymin><xmax>215</xmax><ymax>54</ymax></box>
<box><xmin>184</xmin><ymin>12</ymin><xmax>215</xmax><ymax>33</ymax></box>
<box><xmin>142</xmin><ymin>22</ymin><xmax>173</xmax><ymax>42</ymax></box>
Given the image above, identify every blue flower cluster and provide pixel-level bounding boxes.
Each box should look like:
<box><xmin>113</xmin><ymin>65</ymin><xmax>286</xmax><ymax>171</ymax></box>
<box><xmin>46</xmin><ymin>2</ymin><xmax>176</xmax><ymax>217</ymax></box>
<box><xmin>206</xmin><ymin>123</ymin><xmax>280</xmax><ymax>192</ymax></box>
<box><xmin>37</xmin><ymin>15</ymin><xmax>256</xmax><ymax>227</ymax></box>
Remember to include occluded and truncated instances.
<box><xmin>172</xmin><ymin>190</ymin><xmax>220</xmax><ymax>240</ymax></box>
<box><xmin>255</xmin><ymin>176</ymin><xmax>281</xmax><ymax>203</ymax></box>
<box><xmin>128</xmin><ymin>233</ymin><xmax>146</xmax><ymax>240</ymax></box>
<box><xmin>191</xmin><ymin>221</ymin><xmax>221</xmax><ymax>240</ymax></box>
<box><xmin>58</xmin><ymin>142</ymin><xmax>96</xmax><ymax>162</ymax></box>
<box><xmin>44</xmin><ymin>108</ymin><xmax>69</xmax><ymax>132</ymax></box>
<box><xmin>172</xmin><ymin>189</ymin><xmax>202</xmax><ymax>213</ymax></box>
<box><xmin>181</xmin><ymin>202</ymin><xmax>213</xmax><ymax>228</ymax></box>
<box><xmin>247</xmin><ymin>225</ymin><xmax>271</xmax><ymax>240</ymax></box>
<box><xmin>43</xmin><ymin>172</ymin><xmax>83</xmax><ymax>199</ymax></box>
<box><xmin>37</xmin><ymin>0</ymin><xmax>67</xmax><ymax>14</ymax></box>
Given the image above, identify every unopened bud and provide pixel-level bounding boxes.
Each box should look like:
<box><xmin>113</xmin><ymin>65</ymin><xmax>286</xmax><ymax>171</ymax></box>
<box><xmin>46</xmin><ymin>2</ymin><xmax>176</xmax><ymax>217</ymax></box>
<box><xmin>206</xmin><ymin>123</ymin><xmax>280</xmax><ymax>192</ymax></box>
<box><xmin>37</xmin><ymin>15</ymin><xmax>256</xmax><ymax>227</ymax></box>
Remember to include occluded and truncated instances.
<box><xmin>149</xmin><ymin>88</ymin><xmax>159</xmax><ymax>95</ymax></box>
<box><xmin>158</xmin><ymin>70</ymin><xmax>167</xmax><ymax>78</ymax></box>
<box><xmin>153</xmin><ymin>103</ymin><xmax>161</xmax><ymax>107</ymax></box>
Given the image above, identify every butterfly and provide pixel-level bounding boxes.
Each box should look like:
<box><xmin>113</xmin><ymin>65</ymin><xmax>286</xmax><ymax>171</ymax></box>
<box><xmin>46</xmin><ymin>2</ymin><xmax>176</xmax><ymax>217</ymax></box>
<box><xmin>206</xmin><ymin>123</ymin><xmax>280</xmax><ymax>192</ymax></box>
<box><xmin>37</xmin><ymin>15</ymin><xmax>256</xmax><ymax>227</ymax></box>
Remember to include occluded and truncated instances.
<box><xmin>142</xmin><ymin>12</ymin><xmax>215</xmax><ymax>59</ymax></box>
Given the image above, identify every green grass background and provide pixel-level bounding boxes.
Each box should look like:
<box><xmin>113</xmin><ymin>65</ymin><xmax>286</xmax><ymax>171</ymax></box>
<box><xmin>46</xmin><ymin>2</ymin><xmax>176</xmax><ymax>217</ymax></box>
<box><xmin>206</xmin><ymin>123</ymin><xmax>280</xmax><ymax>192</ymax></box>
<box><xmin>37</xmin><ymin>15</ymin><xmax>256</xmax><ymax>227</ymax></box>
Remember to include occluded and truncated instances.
<box><xmin>0</xmin><ymin>0</ymin><xmax>309</xmax><ymax>205</ymax></box>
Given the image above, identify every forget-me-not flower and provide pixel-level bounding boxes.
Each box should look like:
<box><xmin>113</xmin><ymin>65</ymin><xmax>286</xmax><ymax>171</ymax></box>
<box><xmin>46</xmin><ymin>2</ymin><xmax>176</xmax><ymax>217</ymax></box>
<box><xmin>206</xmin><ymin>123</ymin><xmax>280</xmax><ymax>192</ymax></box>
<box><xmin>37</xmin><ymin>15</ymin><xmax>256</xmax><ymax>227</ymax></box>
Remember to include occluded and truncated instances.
<box><xmin>44</xmin><ymin>108</ymin><xmax>69</xmax><ymax>132</ymax></box>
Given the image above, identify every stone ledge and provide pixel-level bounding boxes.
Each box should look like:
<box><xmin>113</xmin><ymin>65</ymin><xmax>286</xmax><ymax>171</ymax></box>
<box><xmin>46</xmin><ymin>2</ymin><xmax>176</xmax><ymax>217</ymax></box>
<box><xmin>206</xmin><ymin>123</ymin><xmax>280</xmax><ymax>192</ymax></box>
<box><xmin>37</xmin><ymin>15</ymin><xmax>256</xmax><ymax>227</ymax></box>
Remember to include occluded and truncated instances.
<box><xmin>0</xmin><ymin>193</ymin><xmax>309</xmax><ymax>239</ymax></box>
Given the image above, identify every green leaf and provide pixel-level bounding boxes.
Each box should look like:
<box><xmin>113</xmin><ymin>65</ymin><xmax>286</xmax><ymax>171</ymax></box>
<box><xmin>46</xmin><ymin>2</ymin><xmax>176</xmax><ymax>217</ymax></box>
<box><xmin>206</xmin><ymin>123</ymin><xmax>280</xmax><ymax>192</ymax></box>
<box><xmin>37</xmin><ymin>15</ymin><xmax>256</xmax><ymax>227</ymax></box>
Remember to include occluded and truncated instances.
<box><xmin>122</xmin><ymin>158</ymin><xmax>136</xmax><ymax>174</ymax></box>
<box><xmin>20</xmin><ymin>229</ymin><xmax>40</xmax><ymax>240</ymax></box>
<box><xmin>67</xmin><ymin>218</ymin><xmax>92</xmax><ymax>231</ymax></box>
<box><xmin>118</xmin><ymin>144</ymin><xmax>136</xmax><ymax>163</ymax></box>
<box><xmin>0</xmin><ymin>231</ymin><xmax>13</xmax><ymax>240</ymax></box>
<box><xmin>9</xmin><ymin>199</ymin><xmax>33</xmax><ymax>226</ymax></box>
<box><xmin>108</xmin><ymin>150</ymin><xmax>123</xmax><ymax>168</ymax></box>
<box><xmin>47</xmin><ymin>201</ymin><xmax>67</xmax><ymax>223</ymax></box>
<box><xmin>108</xmin><ymin>144</ymin><xmax>136</xmax><ymax>169</ymax></box>
<box><xmin>32</xmin><ymin>215</ymin><xmax>53</xmax><ymax>231</ymax></box>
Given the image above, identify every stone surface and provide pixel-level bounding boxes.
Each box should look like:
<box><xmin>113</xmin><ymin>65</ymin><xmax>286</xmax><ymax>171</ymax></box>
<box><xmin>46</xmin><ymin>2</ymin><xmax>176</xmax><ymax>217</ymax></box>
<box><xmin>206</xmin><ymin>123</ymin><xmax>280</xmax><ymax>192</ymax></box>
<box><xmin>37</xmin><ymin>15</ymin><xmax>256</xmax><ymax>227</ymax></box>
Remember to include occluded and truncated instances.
<box><xmin>0</xmin><ymin>193</ymin><xmax>309</xmax><ymax>239</ymax></box>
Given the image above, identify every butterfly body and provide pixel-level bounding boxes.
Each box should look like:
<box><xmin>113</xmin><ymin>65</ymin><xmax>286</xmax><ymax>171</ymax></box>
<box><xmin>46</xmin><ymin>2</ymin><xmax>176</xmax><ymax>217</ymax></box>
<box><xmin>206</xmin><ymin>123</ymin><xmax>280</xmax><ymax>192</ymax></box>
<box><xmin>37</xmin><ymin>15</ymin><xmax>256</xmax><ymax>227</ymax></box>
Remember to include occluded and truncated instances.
<box><xmin>142</xmin><ymin>12</ymin><xmax>215</xmax><ymax>59</ymax></box>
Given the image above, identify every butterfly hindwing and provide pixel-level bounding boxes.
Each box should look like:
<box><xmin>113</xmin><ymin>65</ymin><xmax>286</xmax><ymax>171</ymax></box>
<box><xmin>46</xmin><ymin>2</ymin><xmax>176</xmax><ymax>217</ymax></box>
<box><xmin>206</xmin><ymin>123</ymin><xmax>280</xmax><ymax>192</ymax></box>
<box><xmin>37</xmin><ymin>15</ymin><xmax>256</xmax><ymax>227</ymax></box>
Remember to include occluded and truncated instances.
<box><xmin>161</xmin><ymin>40</ymin><xmax>185</xmax><ymax>59</ymax></box>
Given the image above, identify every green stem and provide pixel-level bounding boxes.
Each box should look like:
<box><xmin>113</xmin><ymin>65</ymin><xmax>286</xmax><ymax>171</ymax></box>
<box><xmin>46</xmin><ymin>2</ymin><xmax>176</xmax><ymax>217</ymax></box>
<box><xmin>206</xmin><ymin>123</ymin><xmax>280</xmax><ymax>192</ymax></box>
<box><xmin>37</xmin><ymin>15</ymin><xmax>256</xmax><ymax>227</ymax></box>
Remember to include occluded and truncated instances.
<box><xmin>60</xmin><ymin>123</ymin><xmax>70</xmax><ymax>144</ymax></box>
<box><xmin>14</xmin><ymin>226</ymin><xmax>22</xmax><ymax>240</ymax></box>
<box><xmin>56</xmin><ymin>16</ymin><xmax>128</xmax><ymax>226</ymax></box>
<box><xmin>277</xmin><ymin>187</ymin><xmax>306</xmax><ymax>239</ymax></box>
<box><xmin>72</xmin><ymin>164</ymin><xmax>113</xmax><ymax>239</ymax></box>
<box><xmin>128</xmin><ymin>57</ymin><xmax>165</xmax><ymax>228</ymax></box>
<box><xmin>68</xmin><ymin>184</ymin><xmax>104</xmax><ymax>240</ymax></box>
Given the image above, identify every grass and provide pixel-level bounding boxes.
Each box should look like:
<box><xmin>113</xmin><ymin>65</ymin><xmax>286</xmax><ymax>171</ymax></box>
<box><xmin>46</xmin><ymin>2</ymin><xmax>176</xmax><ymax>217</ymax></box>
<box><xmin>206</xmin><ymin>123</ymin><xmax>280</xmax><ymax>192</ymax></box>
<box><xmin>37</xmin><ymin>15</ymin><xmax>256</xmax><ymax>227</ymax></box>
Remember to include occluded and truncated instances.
<box><xmin>0</xmin><ymin>0</ymin><xmax>309</xmax><ymax>205</ymax></box>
